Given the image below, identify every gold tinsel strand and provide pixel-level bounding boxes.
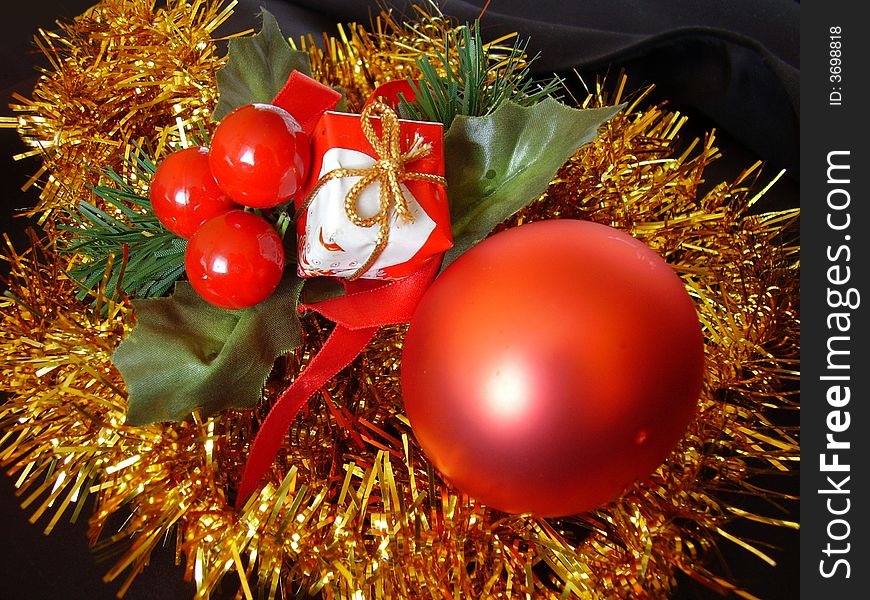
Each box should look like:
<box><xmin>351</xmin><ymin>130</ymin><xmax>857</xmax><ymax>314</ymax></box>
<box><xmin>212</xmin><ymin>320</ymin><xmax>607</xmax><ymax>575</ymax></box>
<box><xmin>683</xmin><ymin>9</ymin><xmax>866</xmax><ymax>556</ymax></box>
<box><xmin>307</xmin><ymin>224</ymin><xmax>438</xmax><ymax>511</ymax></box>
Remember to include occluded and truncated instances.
<box><xmin>1</xmin><ymin>1</ymin><xmax>799</xmax><ymax>599</ymax></box>
<box><xmin>291</xmin><ymin>2</ymin><xmax>527</xmax><ymax>112</ymax></box>
<box><xmin>0</xmin><ymin>0</ymin><xmax>236</xmax><ymax>227</ymax></box>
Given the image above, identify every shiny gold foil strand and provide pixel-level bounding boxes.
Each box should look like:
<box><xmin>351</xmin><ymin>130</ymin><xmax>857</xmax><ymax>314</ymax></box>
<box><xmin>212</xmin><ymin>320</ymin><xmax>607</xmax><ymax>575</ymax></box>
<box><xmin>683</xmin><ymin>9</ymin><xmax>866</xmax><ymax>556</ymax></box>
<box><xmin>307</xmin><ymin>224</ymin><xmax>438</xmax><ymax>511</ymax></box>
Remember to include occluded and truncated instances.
<box><xmin>293</xmin><ymin>2</ymin><xmax>528</xmax><ymax>112</ymax></box>
<box><xmin>0</xmin><ymin>234</ymin><xmax>216</xmax><ymax>600</ymax></box>
<box><xmin>0</xmin><ymin>233</ymin><xmax>128</xmax><ymax>539</ymax></box>
<box><xmin>291</xmin><ymin>2</ymin><xmax>456</xmax><ymax>110</ymax></box>
<box><xmin>0</xmin><ymin>243</ymin><xmax>253</xmax><ymax>598</ymax></box>
<box><xmin>1</xmin><ymin>0</ymin><xmax>236</xmax><ymax>229</ymax></box>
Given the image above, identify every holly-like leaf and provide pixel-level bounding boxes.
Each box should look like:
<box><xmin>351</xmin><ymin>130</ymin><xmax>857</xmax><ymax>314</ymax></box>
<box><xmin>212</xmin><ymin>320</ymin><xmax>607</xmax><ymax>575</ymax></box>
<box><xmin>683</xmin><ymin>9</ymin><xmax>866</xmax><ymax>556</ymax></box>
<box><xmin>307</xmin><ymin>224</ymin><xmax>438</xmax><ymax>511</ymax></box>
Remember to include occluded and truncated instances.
<box><xmin>213</xmin><ymin>10</ymin><xmax>311</xmax><ymax>121</ymax></box>
<box><xmin>299</xmin><ymin>276</ymin><xmax>345</xmax><ymax>305</ymax></box>
<box><xmin>441</xmin><ymin>98</ymin><xmax>623</xmax><ymax>267</ymax></box>
<box><xmin>114</xmin><ymin>275</ymin><xmax>304</xmax><ymax>425</ymax></box>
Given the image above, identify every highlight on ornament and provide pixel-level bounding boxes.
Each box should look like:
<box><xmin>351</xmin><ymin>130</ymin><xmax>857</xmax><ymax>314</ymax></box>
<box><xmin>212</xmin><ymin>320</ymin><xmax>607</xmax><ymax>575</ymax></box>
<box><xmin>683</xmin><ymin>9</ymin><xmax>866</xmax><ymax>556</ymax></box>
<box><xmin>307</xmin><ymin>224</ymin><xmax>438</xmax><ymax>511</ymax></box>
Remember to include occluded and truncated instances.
<box><xmin>1</xmin><ymin>1</ymin><xmax>798</xmax><ymax>599</ymax></box>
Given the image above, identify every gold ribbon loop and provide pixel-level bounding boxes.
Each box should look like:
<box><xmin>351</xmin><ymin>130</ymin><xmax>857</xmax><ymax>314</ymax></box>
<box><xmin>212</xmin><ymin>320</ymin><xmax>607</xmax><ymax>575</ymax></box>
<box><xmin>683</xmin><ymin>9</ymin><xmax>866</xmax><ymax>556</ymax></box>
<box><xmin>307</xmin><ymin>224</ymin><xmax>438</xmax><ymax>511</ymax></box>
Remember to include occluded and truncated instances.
<box><xmin>299</xmin><ymin>102</ymin><xmax>447</xmax><ymax>280</ymax></box>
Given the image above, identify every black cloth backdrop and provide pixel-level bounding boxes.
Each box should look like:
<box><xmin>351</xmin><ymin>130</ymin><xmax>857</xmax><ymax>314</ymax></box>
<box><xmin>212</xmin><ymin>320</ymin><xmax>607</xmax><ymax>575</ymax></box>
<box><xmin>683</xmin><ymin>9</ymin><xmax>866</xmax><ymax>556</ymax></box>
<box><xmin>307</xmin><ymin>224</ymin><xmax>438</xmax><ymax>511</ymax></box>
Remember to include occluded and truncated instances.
<box><xmin>1</xmin><ymin>1</ymin><xmax>798</xmax><ymax>598</ymax></box>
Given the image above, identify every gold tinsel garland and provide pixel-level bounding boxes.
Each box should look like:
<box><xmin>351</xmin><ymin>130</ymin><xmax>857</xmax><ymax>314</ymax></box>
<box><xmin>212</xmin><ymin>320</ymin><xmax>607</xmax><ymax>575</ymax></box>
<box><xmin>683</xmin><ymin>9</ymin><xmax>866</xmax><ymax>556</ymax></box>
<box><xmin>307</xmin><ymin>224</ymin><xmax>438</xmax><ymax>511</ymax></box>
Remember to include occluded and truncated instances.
<box><xmin>0</xmin><ymin>0</ymin><xmax>236</xmax><ymax>226</ymax></box>
<box><xmin>1</xmin><ymin>1</ymin><xmax>798</xmax><ymax>599</ymax></box>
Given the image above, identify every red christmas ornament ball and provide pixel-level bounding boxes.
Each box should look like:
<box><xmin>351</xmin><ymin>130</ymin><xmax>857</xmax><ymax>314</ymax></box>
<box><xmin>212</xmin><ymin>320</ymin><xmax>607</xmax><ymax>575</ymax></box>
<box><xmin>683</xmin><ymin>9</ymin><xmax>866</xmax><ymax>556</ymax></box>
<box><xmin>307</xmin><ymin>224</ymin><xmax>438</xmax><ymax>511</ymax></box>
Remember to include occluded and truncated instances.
<box><xmin>209</xmin><ymin>103</ymin><xmax>310</xmax><ymax>208</ymax></box>
<box><xmin>184</xmin><ymin>210</ymin><xmax>285</xmax><ymax>309</ymax></box>
<box><xmin>402</xmin><ymin>220</ymin><xmax>705</xmax><ymax>516</ymax></box>
<box><xmin>149</xmin><ymin>146</ymin><xmax>237</xmax><ymax>238</ymax></box>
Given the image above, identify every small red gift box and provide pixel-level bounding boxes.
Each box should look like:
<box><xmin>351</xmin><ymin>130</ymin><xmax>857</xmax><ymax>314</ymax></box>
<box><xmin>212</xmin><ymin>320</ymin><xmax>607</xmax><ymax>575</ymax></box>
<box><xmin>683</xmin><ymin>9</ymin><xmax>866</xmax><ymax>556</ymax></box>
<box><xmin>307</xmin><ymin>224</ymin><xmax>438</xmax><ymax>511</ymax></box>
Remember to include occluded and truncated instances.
<box><xmin>296</xmin><ymin>107</ymin><xmax>452</xmax><ymax>280</ymax></box>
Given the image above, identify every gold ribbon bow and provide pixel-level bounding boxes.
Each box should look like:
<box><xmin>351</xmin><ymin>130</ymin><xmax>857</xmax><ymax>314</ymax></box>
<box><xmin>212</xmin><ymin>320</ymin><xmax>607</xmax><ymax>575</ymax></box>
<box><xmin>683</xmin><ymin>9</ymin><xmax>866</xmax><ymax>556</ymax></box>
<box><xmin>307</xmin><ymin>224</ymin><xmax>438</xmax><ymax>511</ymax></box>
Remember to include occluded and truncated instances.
<box><xmin>299</xmin><ymin>101</ymin><xmax>447</xmax><ymax>280</ymax></box>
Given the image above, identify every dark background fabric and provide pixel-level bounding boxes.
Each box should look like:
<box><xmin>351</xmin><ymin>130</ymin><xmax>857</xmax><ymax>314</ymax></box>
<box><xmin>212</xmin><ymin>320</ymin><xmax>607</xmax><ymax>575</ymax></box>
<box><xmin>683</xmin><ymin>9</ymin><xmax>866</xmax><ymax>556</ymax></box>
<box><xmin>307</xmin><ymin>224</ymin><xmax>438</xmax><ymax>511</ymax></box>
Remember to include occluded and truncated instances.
<box><xmin>1</xmin><ymin>1</ymin><xmax>798</xmax><ymax>598</ymax></box>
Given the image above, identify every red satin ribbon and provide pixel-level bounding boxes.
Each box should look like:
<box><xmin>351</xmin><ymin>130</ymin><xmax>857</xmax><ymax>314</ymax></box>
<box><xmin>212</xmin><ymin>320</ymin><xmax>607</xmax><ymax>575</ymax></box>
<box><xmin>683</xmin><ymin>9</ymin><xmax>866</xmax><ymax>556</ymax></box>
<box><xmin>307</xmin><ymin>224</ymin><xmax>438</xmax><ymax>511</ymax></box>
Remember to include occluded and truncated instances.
<box><xmin>365</xmin><ymin>79</ymin><xmax>417</xmax><ymax>107</ymax></box>
<box><xmin>235</xmin><ymin>259</ymin><xmax>439</xmax><ymax>508</ymax></box>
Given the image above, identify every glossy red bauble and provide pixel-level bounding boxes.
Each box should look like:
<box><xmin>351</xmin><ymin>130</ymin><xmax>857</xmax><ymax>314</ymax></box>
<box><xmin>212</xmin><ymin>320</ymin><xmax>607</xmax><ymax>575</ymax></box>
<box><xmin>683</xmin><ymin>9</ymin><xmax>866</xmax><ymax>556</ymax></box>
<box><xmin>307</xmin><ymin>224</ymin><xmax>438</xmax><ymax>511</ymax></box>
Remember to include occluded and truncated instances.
<box><xmin>402</xmin><ymin>220</ymin><xmax>705</xmax><ymax>517</ymax></box>
<box><xmin>209</xmin><ymin>103</ymin><xmax>310</xmax><ymax>208</ymax></box>
<box><xmin>184</xmin><ymin>210</ymin><xmax>285</xmax><ymax>309</ymax></box>
<box><xmin>149</xmin><ymin>146</ymin><xmax>237</xmax><ymax>238</ymax></box>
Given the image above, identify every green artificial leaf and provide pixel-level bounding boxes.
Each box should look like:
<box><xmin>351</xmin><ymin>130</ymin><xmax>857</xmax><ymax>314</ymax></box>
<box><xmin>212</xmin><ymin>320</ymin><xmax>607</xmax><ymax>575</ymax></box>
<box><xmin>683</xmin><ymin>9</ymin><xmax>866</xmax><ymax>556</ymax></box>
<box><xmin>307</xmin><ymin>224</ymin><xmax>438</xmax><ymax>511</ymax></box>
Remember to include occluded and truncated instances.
<box><xmin>300</xmin><ymin>276</ymin><xmax>345</xmax><ymax>305</ymax></box>
<box><xmin>114</xmin><ymin>275</ymin><xmax>305</xmax><ymax>425</ymax></box>
<box><xmin>213</xmin><ymin>10</ymin><xmax>311</xmax><ymax>120</ymax></box>
<box><xmin>442</xmin><ymin>98</ymin><xmax>624</xmax><ymax>268</ymax></box>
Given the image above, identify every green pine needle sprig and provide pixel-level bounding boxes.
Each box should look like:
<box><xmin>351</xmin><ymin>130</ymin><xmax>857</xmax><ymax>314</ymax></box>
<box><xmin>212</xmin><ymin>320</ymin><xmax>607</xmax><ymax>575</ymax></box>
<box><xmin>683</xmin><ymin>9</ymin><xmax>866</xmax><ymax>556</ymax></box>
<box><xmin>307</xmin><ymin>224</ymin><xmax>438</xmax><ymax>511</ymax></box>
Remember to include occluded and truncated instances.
<box><xmin>59</xmin><ymin>150</ymin><xmax>187</xmax><ymax>303</ymax></box>
<box><xmin>398</xmin><ymin>23</ymin><xmax>563</xmax><ymax>128</ymax></box>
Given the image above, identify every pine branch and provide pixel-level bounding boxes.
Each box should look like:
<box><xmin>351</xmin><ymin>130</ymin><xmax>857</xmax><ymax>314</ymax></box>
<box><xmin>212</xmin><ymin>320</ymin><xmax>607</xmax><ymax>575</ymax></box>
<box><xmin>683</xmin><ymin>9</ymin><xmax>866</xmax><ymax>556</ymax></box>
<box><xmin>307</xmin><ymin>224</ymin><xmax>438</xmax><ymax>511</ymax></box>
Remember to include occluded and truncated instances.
<box><xmin>59</xmin><ymin>152</ymin><xmax>187</xmax><ymax>302</ymax></box>
<box><xmin>398</xmin><ymin>23</ymin><xmax>563</xmax><ymax>128</ymax></box>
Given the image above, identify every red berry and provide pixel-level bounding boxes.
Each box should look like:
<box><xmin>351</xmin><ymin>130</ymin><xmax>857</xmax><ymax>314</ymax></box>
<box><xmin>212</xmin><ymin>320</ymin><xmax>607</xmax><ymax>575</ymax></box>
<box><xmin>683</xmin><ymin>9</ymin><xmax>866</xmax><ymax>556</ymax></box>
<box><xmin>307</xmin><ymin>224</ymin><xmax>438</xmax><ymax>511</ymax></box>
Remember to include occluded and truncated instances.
<box><xmin>149</xmin><ymin>146</ymin><xmax>237</xmax><ymax>238</ymax></box>
<box><xmin>209</xmin><ymin>103</ymin><xmax>311</xmax><ymax>208</ymax></box>
<box><xmin>184</xmin><ymin>210</ymin><xmax>285</xmax><ymax>309</ymax></box>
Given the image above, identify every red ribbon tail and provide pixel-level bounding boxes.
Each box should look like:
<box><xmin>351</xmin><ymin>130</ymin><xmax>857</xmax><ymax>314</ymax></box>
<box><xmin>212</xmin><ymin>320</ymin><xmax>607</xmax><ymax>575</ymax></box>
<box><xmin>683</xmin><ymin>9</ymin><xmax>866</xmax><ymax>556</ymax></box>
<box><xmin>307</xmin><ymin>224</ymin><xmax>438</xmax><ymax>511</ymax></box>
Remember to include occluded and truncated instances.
<box><xmin>271</xmin><ymin>70</ymin><xmax>342</xmax><ymax>135</ymax></box>
<box><xmin>235</xmin><ymin>260</ymin><xmax>440</xmax><ymax>509</ymax></box>
<box><xmin>365</xmin><ymin>79</ymin><xmax>418</xmax><ymax>109</ymax></box>
<box><xmin>235</xmin><ymin>325</ymin><xmax>378</xmax><ymax>509</ymax></box>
